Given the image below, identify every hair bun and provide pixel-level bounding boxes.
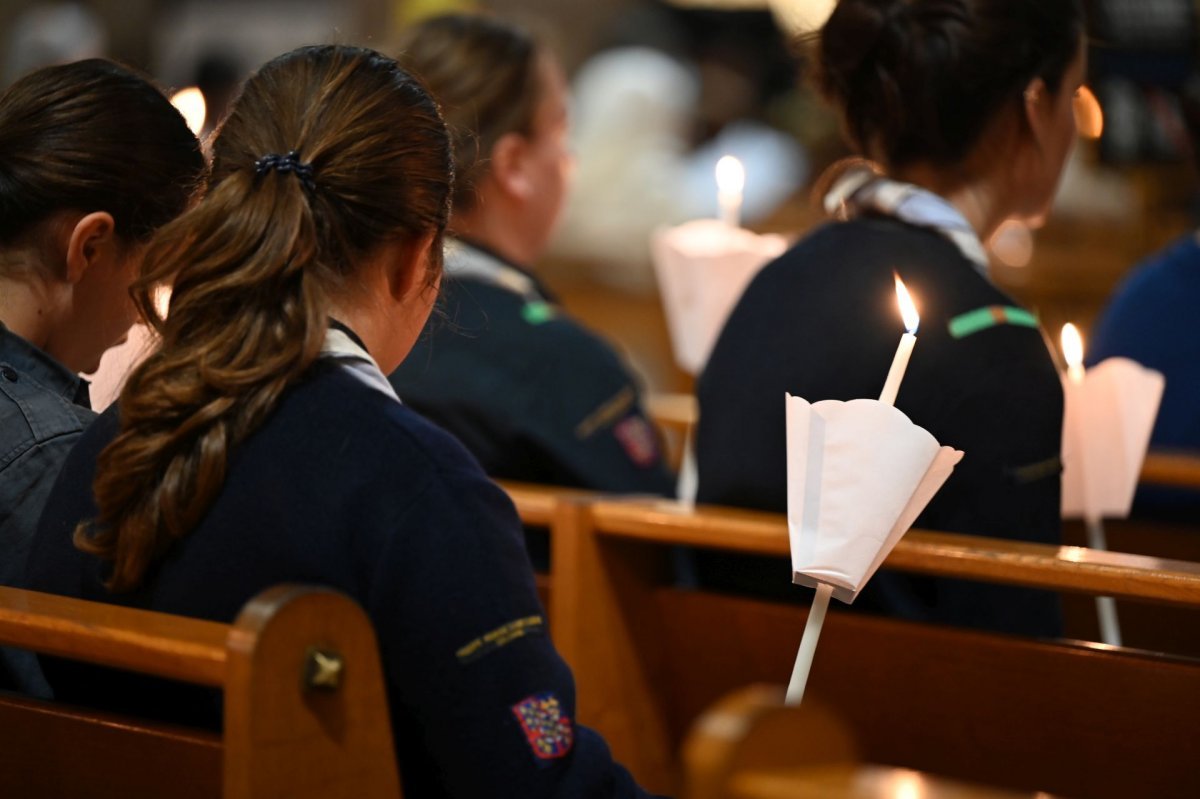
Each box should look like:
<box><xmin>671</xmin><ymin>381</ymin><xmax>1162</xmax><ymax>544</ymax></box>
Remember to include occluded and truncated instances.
<box><xmin>819</xmin><ymin>0</ymin><xmax>905</xmax><ymax>88</ymax></box>
<box><xmin>815</xmin><ymin>0</ymin><xmax>1083</xmax><ymax>168</ymax></box>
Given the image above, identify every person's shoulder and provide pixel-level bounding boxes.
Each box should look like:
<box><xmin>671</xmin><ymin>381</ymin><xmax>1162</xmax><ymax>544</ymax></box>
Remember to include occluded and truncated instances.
<box><xmin>0</xmin><ymin>366</ymin><xmax>95</xmax><ymax>470</ymax></box>
<box><xmin>302</xmin><ymin>363</ymin><xmax>487</xmax><ymax>475</ymax></box>
<box><xmin>1116</xmin><ymin>232</ymin><xmax>1200</xmax><ymax>300</ymax></box>
<box><xmin>753</xmin><ymin>216</ymin><xmax>957</xmax><ymax>288</ymax></box>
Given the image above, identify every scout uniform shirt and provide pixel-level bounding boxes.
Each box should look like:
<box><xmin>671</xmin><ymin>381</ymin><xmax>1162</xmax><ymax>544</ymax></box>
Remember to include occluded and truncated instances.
<box><xmin>26</xmin><ymin>325</ymin><xmax>657</xmax><ymax>797</ymax></box>
<box><xmin>695</xmin><ymin>167</ymin><xmax>1064</xmax><ymax>637</ymax></box>
<box><xmin>390</xmin><ymin>239</ymin><xmax>674</xmax><ymax>496</ymax></box>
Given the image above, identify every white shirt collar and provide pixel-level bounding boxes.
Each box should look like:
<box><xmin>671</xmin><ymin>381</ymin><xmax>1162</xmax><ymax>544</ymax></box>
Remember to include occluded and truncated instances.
<box><xmin>321</xmin><ymin>327</ymin><xmax>400</xmax><ymax>402</ymax></box>
<box><xmin>444</xmin><ymin>239</ymin><xmax>546</xmax><ymax>302</ymax></box>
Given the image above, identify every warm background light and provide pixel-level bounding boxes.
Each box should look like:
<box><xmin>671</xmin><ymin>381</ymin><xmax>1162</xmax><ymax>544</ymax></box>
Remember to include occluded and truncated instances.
<box><xmin>1074</xmin><ymin>84</ymin><xmax>1104</xmax><ymax>140</ymax></box>
<box><xmin>666</xmin><ymin>1</ymin><xmax>837</xmax><ymax>34</ymax></box>
<box><xmin>989</xmin><ymin>219</ymin><xmax>1035</xmax><ymax>268</ymax></box>
<box><xmin>169</xmin><ymin>86</ymin><xmax>207</xmax><ymax>136</ymax></box>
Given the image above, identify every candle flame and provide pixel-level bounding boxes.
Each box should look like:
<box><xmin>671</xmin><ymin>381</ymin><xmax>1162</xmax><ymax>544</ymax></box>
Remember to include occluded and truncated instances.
<box><xmin>1061</xmin><ymin>322</ymin><xmax>1084</xmax><ymax>369</ymax></box>
<box><xmin>715</xmin><ymin>155</ymin><xmax>745</xmax><ymax>196</ymax></box>
<box><xmin>894</xmin><ymin>274</ymin><xmax>919</xmax><ymax>334</ymax></box>
<box><xmin>170</xmin><ymin>87</ymin><xmax>207</xmax><ymax>136</ymax></box>
<box><xmin>1073</xmin><ymin>84</ymin><xmax>1103</xmax><ymax>140</ymax></box>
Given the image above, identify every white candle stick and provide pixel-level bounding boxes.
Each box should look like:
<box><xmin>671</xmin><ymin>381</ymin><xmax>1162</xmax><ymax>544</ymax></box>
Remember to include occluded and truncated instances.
<box><xmin>878</xmin><ymin>275</ymin><xmax>920</xmax><ymax>406</ymax></box>
<box><xmin>787</xmin><ymin>276</ymin><xmax>923</xmax><ymax>706</ymax></box>
<box><xmin>676</xmin><ymin>421</ymin><xmax>699</xmax><ymax>510</ymax></box>
<box><xmin>1086</xmin><ymin>517</ymin><xmax>1122</xmax><ymax>646</ymax></box>
<box><xmin>785</xmin><ymin>582</ymin><xmax>833</xmax><ymax>706</ymax></box>
<box><xmin>1061</xmin><ymin>322</ymin><xmax>1122</xmax><ymax>646</ymax></box>
<box><xmin>715</xmin><ymin>155</ymin><xmax>745</xmax><ymax>229</ymax></box>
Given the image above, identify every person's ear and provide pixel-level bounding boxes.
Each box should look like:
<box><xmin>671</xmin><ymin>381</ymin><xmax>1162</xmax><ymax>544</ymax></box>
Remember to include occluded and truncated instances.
<box><xmin>386</xmin><ymin>232</ymin><xmax>438</xmax><ymax>304</ymax></box>
<box><xmin>489</xmin><ymin>131</ymin><xmax>534</xmax><ymax>202</ymax></box>
<box><xmin>1022</xmin><ymin>76</ymin><xmax>1053</xmax><ymax>151</ymax></box>
<box><xmin>64</xmin><ymin>211</ymin><xmax>119</xmax><ymax>284</ymax></box>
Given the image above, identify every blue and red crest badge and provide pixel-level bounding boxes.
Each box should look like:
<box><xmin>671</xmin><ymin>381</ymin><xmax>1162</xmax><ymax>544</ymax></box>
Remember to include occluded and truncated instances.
<box><xmin>511</xmin><ymin>692</ymin><xmax>574</xmax><ymax>763</ymax></box>
<box><xmin>613</xmin><ymin>415</ymin><xmax>660</xmax><ymax>468</ymax></box>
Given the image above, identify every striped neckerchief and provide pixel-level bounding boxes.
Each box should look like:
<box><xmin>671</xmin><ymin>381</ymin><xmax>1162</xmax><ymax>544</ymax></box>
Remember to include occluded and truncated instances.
<box><xmin>321</xmin><ymin>325</ymin><xmax>400</xmax><ymax>402</ymax></box>
<box><xmin>443</xmin><ymin>238</ymin><xmax>550</xmax><ymax>305</ymax></box>
<box><xmin>823</xmin><ymin>164</ymin><xmax>990</xmax><ymax>275</ymax></box>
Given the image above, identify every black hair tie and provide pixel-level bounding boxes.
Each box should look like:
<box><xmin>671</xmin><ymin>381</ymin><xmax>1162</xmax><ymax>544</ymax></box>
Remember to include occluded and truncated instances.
<box><xmin>254</xmin><ymin>150</ymin><xmax>316</xmax><ymax>194</ymax></box>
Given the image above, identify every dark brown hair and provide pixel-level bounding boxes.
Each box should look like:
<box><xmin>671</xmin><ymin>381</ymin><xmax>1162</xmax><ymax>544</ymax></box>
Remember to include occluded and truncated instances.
<box><xmin>395</xmin><ymin>13</ymin><xmax>544</xmax><ymax>213</ymax></box>
<box><xmin>817</xmin><ymin>0</ymin><xmax>1085</xmax><ymax>168</ymax></box>
<box><xmin>76</xmin><ymin>45</ymin><xmax>453</xmax><ymax>591</ymax></box>
<box><xmin>0</xmin><ymin>59</ymin><xmax>204</xmax><ymax>271</ymax></box>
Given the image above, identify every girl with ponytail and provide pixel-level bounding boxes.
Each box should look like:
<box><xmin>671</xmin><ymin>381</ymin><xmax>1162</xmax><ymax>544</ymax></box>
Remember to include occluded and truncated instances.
<box><xmin>26</xmin><ymin>45</ymin><xmax>652</xmax><ymax>798</ymax></box>
<box><xmin>0</xmin><ymin>59</ymin><xmax>203</xmax><ymax>693</ymax></box>
<box><xmin>696</xmin><ymin>0</ymin><xmax>1087</xmax><ymax>637</ymax></box>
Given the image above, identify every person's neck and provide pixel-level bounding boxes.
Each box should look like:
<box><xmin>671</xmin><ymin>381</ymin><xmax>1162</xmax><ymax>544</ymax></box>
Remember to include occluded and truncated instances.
<box><xmin>889</xmin><ymin>163</ymin><xmax>1008</xmax><ymax>243</ymax></box>
<box><xmin>0</xmin><ymin>278</ymin><xmax>58</xmax><ymax>353</ymax></box>
<box><xmin>451</xmin><ymin>210</ymin><xmax>537</xmax><ymax>270</ymax></box>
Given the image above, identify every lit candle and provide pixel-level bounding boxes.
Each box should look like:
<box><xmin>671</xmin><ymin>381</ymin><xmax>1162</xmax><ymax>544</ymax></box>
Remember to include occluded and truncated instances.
<box><xmin>1061</xmin><ymin>322</ymin><xmax>1085</xmax><ymax>384</ymax></box>
<box><xmin>715</xmin><ymin>155</ymin><xmax>745</xmax><ymax>228</ymax></box>
<box><xmin>170</xmin><ymin>87</ymin><xmax>207</xmax><ymax>137</ymax></box>
<box><xmin>1060</xmin><ymin>320</ymin><xmax>1121</xmax><ymax>644</ymax></box>
<box><xmin>878</xmin><ymin>274</ymin><xmax>919</xmax><ymax>406</ymax></box>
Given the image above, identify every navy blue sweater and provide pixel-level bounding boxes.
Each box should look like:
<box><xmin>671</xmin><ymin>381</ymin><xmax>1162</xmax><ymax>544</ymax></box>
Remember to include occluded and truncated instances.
<box><xmin>26</xmin><ymin>361</ymin><xmax>651</xmax><ymax>798</ymax></box>
<box><xmin>696</xmin><ymin>216</ymin><xmax>1063</xmax><ymax>637</ymax></box>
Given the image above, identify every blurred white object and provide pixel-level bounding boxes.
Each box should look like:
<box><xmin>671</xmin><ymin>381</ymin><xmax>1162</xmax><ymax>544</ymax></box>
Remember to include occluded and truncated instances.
<box><xmin>554</xmin><ymin>46</ymin><xmax>805</xmax><ymax>290</ymax></box>
<box><xmin>553</xmin><ymin>47</ymin><xmax>699</xmax><ymax>288</ymax></box>
<box><xmin>652</xmin><ymin>219</ymin><xmax>787</xmax><ymax>375</ymax></box>
<box><xmin>4</xmin><ymin>2</ymin><xmax>107</xmax><ymax>83</ymax></box>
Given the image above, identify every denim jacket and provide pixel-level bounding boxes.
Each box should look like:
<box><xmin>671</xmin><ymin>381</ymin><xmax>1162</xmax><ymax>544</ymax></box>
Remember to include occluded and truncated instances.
<box><xmin>0</xmin><ymin>322</ymin><xmax>93</xmax><ymax>694</ymax></box>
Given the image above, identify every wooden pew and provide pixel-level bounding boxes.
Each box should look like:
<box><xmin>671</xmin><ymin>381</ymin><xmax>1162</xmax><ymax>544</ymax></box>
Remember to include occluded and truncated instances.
<box><xmin>0</xmin><ymin>584</ymin><xmax>399</xmax><ymax>799</ymax></box>
<box><xmin>529</xmin><ymin>493</ymin><xmax>1200</xmax><ymax>797</ymax></box>
<box><xmin>682</xmin><ymin>684</ymin><xmax>1054</xmax><ymax>799</ymax></box>
<box><xmin>644</xmin><ymin>392</ymin><xmax>1200</xmax><ymax>496</ymax></box>
<box><xmin>1140</xmin><ymin>450</ymin><xmax>1200</xmax><ymax>490</ymax></box>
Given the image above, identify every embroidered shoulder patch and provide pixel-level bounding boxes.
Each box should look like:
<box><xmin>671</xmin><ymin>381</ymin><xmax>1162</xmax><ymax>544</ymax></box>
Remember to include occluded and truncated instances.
<box><xmin>613</xmin><ymin>415</ymin><xmax>660</xmax><ymax>468</ymax></box>
<box><xmin>455</xmin><ymin>615</ymin><xmax>545</xmax><ymax>664</ymax></box>
<box><xmin>511</xmin><ymin>692</ymin><xmax>574</xmax><ymax>763</ymax></box>
<box><xmin>948</xmin><ymin>305</ymin><xmax>1038</xmax><ymax>339</ymax></box>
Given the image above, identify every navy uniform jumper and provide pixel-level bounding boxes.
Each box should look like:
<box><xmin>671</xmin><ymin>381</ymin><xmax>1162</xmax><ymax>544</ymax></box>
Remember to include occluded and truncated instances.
<box><xmin>25</xmin><ymin>329</ymin><xmax>655</xmax><ymax>798</ymax></box>
<box><xmin>390</xmin><ymin>239</ymin><xmax>674</xmax><ymax>496</ymax></box>
<box><xmin>696</xmin><ymin>186</ymin><xmax>1064</xmax><ymax>637</ymax></box>
<box><xmin>1090</xmin><ymin>232</ymin><xmax>1200</xmax><ymax>517</ymax></box>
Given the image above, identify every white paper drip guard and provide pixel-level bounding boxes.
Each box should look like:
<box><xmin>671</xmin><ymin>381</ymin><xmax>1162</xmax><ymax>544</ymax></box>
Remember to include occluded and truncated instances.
<box><xmin>786</xmin><ymin>395</ymin><xmax>964</xmax><ymax>603</ymax></box>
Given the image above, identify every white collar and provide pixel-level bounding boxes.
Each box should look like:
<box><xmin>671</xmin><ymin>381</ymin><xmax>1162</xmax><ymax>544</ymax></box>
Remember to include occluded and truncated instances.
<box><xmin>321</xmin><ymin>327</ymin><xmax>400</xmax><ymax>402</ymax></box>
<box><xmin>824</xmin><ymin>164</ymin><xmax>990</xmax><ymax>274</ymax></box>
<box><xmin>444</xmin><ymin>239</ymin><xmax>546</xmax><ymax>302</ymax></box>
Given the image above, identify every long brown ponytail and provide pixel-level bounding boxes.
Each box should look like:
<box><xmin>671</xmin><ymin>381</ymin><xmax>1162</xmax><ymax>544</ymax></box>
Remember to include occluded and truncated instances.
<box><xmin>76</xmin><ymin>45</ymin><xmax>453</xmax><ymax>591</ymax></box>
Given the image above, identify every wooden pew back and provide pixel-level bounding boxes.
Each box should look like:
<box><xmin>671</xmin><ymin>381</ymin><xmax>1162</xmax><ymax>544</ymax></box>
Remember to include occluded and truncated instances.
<box><xmin>668</xmin><ymin>589</ymin><xmax>1200</xmax><ymax>798</ymax></box>
<box><xmin>0</xmin><ymin>584</ymin><xmax>400</xmax><ymax>799</ymax></box>
<box><xmin>505</xmin><ymin>485</ymin><xmax>1200</xmax><ymax>796</ymax></box>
